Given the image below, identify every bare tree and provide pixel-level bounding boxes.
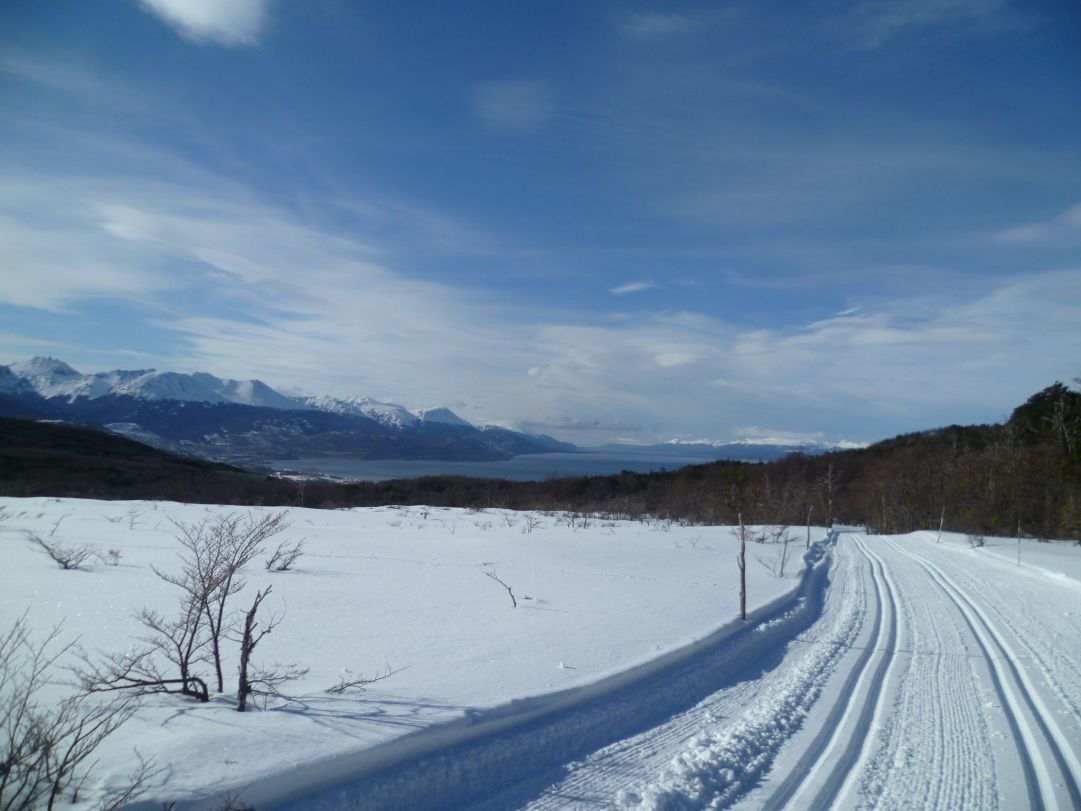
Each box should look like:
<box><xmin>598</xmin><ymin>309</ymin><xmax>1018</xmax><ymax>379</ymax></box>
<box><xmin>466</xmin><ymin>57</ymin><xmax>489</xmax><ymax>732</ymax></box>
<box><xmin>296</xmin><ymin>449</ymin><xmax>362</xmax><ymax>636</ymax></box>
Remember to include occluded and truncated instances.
<box><xmin>0</xmin><ymin>615</ymin><xmax>139</xmax><ymax>811</ymax></box>
<box><xmin>734</xmin><ymin>513</ymin><xmax>747</xmax><ymax>621</ymax></box>
<box><xmin>818</xmin><ymin>463</ymin><xmax>841</xmax><ymax>531</ymax></box>
<box><xmin>164</xmin><ymin>511</ymin><xmax>290</xmax><ymax>693</ymax></box>
<box><xmin>236</xmin><ymin>587</ymin><xmax>273</xmax><ymax>712</ymax></box>
<box><xmin>234</xmin><ymin>587</ymin><xmax>306</xmax><ymax>711</ymax></box>
<box><xmin>26</xmin><ymin>533</ymin><xmax>93</xmax><ymax>570</ymax></box>
<box><xmin>770</xmin><ymin>525</ymin><xmax>794</xmax><ymax>578</ymax></box>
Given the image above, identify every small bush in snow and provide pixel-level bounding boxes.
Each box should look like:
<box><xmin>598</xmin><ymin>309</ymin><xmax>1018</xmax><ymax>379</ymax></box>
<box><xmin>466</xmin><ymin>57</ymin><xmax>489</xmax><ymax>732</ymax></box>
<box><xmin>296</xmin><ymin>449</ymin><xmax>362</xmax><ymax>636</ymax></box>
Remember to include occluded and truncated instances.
<box><xmin>26</xmin><ymin>532</ymin><xmax>94</xmax><ymax>570</ymax></box>
<box><xmin>0</xmin><ymin>615</ymin><xmax>151</xmax><ymax>810</ymax></box>
<box><xmin>265</xmin><ymin>537</ymin><xmax>306</xmax><ymax>571</ymax></box>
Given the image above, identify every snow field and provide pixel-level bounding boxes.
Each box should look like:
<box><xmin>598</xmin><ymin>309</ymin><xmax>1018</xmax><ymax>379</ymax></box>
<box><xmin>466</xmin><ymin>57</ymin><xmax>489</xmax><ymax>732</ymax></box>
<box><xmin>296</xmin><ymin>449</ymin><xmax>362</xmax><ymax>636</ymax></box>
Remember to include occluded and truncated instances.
<box><xmin>7</xmin><ymin>496</ymin><xmax>1079</xmax><ymax>811</ymax></box>
<box><xmin>0</xmin><ymin>497</ymin><xmax>812</xmax><ymax>809</ymax></box>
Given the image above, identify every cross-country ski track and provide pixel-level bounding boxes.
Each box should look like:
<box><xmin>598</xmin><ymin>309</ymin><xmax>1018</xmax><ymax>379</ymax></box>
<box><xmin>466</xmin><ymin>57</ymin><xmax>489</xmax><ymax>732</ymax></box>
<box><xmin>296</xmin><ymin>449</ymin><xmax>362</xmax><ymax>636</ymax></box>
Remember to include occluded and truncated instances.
<box><xmin>229</xmin><ymin>529</ymin><xmax>1081</xmax><ymax>811</ymax></box>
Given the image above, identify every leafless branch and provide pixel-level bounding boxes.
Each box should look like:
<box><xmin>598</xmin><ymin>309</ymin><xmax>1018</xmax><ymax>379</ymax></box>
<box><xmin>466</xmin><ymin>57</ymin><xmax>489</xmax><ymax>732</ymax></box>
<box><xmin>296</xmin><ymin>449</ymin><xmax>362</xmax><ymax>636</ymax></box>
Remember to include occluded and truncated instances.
<box><xmin>324</xmin><ymin>664</ymin><xmax>408</xmax><ymax>694</ymax></box>
<box><xmin>485</xmin><ymin>571</ymin><xmax>517</xmax><ymax>607</ymax></box>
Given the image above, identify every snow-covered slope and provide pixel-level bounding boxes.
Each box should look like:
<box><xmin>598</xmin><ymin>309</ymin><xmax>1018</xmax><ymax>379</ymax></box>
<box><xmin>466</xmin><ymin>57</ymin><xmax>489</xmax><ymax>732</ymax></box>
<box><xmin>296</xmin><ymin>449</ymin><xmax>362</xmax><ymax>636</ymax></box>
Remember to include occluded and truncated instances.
<box><xmin>414</xmin><ymin>406</ymin><xmax>473</xmax><ymax>427</ymax></box>
<box><xmin>0</xmin><ymin>364</ymin><xmax>38</xmax><ymax>397</ymax></box>
<box><xmin>8</xmin><ymin>356</ymin><xmax>89</xmax><ymax>399</ymax></box>
<box><xmin>297</xmin><ymin>394</ymin><xmax>419</xmax><ymax>429</ymax></box>
<box><xmin>111</xmin><ymin>370</ymin><xmax>307</xmax><ymax>410</ymax></box>
<box><xmin>7</xmin><ymin>357</ymin><xmax>305</xmax><ymax>410</ymax></box>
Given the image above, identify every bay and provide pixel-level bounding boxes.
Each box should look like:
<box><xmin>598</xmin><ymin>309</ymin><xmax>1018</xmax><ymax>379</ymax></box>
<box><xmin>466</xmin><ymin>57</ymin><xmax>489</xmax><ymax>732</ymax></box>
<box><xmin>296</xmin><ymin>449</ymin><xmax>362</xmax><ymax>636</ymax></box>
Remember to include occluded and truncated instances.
<box><xmin>271</xmin><ymin>450</ymin><xmax>721</xmax><ymax>483</ymax></box>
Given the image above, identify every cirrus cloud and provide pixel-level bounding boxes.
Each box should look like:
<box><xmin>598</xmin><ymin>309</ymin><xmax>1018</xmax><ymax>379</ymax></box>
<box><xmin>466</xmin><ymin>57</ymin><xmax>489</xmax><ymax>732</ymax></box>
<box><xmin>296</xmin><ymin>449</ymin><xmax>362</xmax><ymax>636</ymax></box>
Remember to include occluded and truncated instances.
<box><xmin>137</xmin><ymin>0</ymin><xmax>272</xmax><ymax>46</ymax></box>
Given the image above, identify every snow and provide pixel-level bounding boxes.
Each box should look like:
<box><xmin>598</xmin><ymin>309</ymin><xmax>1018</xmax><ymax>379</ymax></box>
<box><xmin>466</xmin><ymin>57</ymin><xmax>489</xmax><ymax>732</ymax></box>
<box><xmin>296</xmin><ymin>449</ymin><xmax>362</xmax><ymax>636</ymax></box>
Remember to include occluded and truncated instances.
<box><xmin>112</xmin><ymin>371</ymin><xmax>306</xmax><ymax>410</ymax></box>
<box><xmin>5</xmin><ymin>498</ymin><xmax>1080</xmax><ymax>811</ymax></box>
<box><xmin>413</xmin><ymin>406</ymin><xmax>473</xmax><ymax>427</ymax></box>
<box><xmin>0</xmin><ymin>497</ymin><xmax>804</xmax><ymax>809</ymax></box>
<box><xmin>9</xmin><ymin>356</ymin><xmax>88</xmax><ymax>399</ymax></box>
<box><xmin>6</xmin><ymin>357</ymin><xmax>478</xmax><ymax>432</ymax></box>
<box><xmin>5</xmin><ymin>357</ymin><xmax>306</xmax><ymax>410</ymax></box>
<box><xmin>296</xmin><ymin>395</ymin><xmax>419</xmax><ymax>429</ymax></box>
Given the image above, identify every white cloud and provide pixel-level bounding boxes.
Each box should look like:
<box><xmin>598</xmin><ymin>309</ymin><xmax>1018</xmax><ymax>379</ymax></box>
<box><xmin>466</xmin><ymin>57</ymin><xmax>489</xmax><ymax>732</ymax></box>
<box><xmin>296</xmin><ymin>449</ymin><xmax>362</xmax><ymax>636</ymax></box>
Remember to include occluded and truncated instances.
<box><xmin>610</xmin><ymin>281</ymin><xmax>658</xmax><ymax>295</ymax></box>
<box><xmin>615</xmin><ymin>11</ymin><xmax>700</xmax><ymax>39</ymax></box>
<box><xmin>847</xmin><ymin>0</ymin><xmax>1009</xmax><ymax>49</ymax></box>
<box><xmin>3</xmin><ymin>158</ymin><xmax>1080</xmax><ymax>446</ymax></box>
<box><xmin>993</xmin><ymin>202</ymin><xmax>1081</xmax><ymax>246</ymax></box>
<box><xmin>472</xmin><ymin>81</ymin><xmax>553</xmax><ymax>131</ymax></box>
<box><xmin>138</xmin><ymin>0</ymin><xmax>272</xmax><ymax>46</ymax></box>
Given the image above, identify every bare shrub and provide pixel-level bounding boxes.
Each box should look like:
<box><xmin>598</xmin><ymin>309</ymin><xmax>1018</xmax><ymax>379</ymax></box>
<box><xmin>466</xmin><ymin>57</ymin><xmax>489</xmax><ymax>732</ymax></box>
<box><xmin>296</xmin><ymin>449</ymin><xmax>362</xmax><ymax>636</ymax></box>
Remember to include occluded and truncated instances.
<box><xmin>26</xmin><ymin>532</ymin><xmax>94</xmax><ymax>570</ymax></box>
<box><xmin>522</xmin><ymin>512</ymin><xmax>543</xmax><ymax>534</ymax></box>
<box><xmin>162</xmin><ymin>511</ymin><xmax>290</xmax><ymax>693</ymax></box>
<box><xmin>96</xmin><ymin>548</ymin><xmax>122</xmax><ymax>567</ymax></box>
<box><xmin>0</xmin><ymin>615</ymin><xmax>141</xmax><ymax>810</ymax></box>
<box><xmin>264</xmin><ymin>537</ymin><xmax>305</xmax><ymax>572</ymax></box>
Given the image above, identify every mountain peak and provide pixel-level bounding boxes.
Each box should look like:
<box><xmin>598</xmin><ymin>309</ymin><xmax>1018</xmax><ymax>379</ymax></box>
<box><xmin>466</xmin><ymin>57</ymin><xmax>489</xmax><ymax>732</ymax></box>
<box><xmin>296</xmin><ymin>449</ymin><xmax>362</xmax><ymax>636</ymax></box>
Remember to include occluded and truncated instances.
<box><xmin>12</xmin><ymin>356</ymin><xmax>81</xmax><ymax>378</ymax></box>
<box><xmin>413</xmin><ymin>407</ymin><xmax>473</xmax><ymax>428</ymax></box>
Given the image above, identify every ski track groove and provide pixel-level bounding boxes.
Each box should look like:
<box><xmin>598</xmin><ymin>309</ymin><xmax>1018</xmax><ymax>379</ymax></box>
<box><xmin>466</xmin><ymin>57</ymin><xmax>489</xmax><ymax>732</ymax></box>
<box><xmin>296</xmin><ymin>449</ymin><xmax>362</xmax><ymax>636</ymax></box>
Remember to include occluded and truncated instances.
<box><xmin>883</xmin><ymin>537</ymin><xmax>1081</xmax><ymax>811</ymax></box>
<box><xmin>851</xmin><ymin>537</ymin><xmax>998</xmax><ymax>811</ymax></box>
<box><xmin>920</xmin><ymin>539</ymin><xmax>1081</xmax><ymax>731</ymax></box>
<box><xmin>764</xmin><ymin>534</ymin><xmax>896</xmax><ymax>811</ymax></box>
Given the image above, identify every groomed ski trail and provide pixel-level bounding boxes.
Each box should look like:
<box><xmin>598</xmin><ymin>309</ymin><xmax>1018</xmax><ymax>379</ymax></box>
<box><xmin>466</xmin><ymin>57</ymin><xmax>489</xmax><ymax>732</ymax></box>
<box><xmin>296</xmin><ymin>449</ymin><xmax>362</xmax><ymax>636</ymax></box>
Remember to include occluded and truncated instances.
<box><xmin>882</xmin><ymin>537</ymin><xmax>1081</xmax><ymax>810</ymax></box>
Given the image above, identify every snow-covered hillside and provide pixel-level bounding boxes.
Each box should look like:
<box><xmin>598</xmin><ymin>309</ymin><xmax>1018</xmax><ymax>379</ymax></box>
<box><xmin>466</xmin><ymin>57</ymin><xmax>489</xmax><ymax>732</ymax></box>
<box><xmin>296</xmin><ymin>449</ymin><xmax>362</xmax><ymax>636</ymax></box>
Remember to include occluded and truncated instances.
<box><xmin>413</xmin><ymin>406</ymin><xmax>473</xmax><ymax>427</ymax></box>
<box><xmin>4</xmin><ymin>497</ymin><xmax>1080</xmax><ymax>810</ymax></box>
<box><xmin>295</xmin><ymin>394</ymin><xmax>420</xmax><ymax>429</ymax></box>
<box><xmin>7</xmin><ymin>357</ymin><xmax>304</xmax><ymax>410</ymax></box>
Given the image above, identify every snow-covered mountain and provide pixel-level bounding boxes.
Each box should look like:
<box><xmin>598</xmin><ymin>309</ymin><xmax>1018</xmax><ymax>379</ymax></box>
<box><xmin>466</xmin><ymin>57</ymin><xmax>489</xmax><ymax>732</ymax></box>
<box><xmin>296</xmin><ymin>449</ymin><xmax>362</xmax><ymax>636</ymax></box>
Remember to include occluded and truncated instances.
<box><xmin>296</xmin><ymin>394</ymin><xmax>419</xmax><ymax>430</ymax></box>
<box><xmin>113</xmin><ymin>371</ymin><xmax>307</xmax><ymax>410</ymax></box>
<box><xmin>0</xmin><ymin>357</ymin><xmax>573</xmax><ymax>464</ymax></box>
<box><xmin>413</xmin><ymin>406</ymin><xmax>473</xmax><ymax>428</ymax></box>
<box><xmin>9</xmin><ymin>358</ymin><xmax>305</xmax><ymax>410</ymax></box>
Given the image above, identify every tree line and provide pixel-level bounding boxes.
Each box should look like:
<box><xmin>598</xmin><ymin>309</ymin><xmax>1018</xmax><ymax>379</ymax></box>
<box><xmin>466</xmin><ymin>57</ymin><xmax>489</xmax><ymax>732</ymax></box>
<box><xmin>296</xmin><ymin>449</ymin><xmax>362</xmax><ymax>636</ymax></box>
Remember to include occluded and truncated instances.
<box><xmin>2</xmin><ymin>382</ymin><xmax>1079</xmax><ymax>540</ymax></box>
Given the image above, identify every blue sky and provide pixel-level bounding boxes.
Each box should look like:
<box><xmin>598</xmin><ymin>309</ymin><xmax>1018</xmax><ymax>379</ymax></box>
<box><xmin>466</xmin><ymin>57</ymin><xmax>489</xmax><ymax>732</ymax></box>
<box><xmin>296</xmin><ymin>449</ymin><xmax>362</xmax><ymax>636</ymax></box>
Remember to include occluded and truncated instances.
<box><xmin>2</xmin><ymin>0</ymin><xmax>1080</xmax><ymax>445</ymax></box>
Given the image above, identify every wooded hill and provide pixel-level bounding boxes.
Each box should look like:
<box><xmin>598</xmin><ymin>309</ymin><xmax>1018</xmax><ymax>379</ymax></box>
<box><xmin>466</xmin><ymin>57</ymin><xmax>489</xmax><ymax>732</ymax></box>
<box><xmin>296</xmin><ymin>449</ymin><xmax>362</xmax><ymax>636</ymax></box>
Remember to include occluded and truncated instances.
<box><xmin>2</xmin><ymin>383</ymin><xmax>1079</xmax><ymax>540</ymax></box>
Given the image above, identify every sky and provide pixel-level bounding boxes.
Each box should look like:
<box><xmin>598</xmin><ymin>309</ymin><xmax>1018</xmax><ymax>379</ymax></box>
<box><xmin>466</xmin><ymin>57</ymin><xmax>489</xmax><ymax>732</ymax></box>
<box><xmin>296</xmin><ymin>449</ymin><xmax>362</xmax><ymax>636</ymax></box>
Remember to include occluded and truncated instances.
<box><xmin>1</xmin><ymin>0</ymin><xmax>1080</xmax><ymax>446</ymax></box>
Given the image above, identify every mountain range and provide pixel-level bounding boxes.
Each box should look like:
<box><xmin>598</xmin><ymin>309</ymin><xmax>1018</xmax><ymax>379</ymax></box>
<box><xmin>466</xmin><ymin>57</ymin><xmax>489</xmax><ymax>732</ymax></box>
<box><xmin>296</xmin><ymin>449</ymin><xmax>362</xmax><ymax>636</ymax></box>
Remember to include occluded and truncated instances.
<box><xmin>0</xmin><ymin>357</ymin><xmax>574</xmax><ymax>465</ymax></box>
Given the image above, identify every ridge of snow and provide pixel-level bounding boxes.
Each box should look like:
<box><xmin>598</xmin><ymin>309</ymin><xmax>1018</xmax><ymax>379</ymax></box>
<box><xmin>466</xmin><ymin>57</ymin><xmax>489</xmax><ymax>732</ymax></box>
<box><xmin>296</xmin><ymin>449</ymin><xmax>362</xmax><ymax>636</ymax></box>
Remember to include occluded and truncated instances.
<box><xmin>299</xmin><ymin>394</ymin><xmax>419</xmax><ymax>429</ymax></box>
<box><xmin>6</xmin><ymin>357</ymin><xmax>308</xmax><ymax>410</ymax></box>
<box><xmin>113</xmin><ymin>371</ymin><xmax>308</xmax><ymax>410</ymax></box>
<box><xmin>0</xmin><ymin>365</ymin><xmax>37</xmax><ymax>397</ymax></box>
<box><xmin>9</xmin><ymin>356</ymin><xmax>86</xmax><ymax>399</ymax></box>
<box><xmin>414</xmin><ymin>406</ymin><xmax>473</xmax><ymax>428</ymax></box>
